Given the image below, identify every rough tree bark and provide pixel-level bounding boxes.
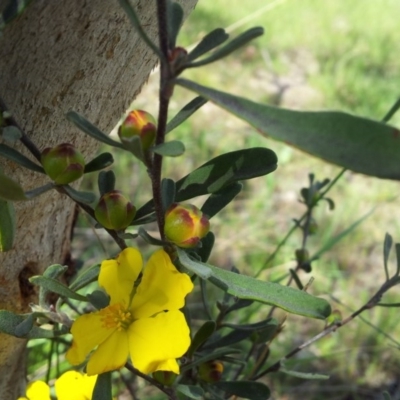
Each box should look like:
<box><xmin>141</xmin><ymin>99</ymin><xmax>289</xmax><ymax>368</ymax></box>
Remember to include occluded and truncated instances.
<box><xmin>0</xmin><ymin>0</ymin><xmax>197</xmax><ymax>397</ymax></box>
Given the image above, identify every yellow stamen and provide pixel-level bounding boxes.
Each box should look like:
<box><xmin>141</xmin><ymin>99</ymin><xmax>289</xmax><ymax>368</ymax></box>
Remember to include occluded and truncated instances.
<box><xmin>99</xmin><ymin>303</ymin><xmax>133</xmax><ymax>331</ymax></box>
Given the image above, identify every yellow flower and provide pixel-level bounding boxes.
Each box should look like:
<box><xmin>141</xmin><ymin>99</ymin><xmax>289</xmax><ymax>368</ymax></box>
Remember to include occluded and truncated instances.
<box><xmin>18</xmin><ymin>371</ymin><xmax>97</xmax><ymax>400</ymax></box>
<box><xmin>66</xmin><ymin>248</ymin><xmax>193</xmax><ymax>376</ymax></box>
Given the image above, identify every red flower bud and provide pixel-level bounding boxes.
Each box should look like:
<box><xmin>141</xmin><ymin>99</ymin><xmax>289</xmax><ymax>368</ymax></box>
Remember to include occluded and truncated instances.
<box><xmin>164</xmin><ymin>203</ymin><xmax>210</xmax><ymax>248</ymax></box>
<box><xmin>94</xmin><ymin>190</ymin><xmax>136</xmax><ymax>230</ymax></box>
<box><xmin>41</xmin><ymin>143</ymin><xmax>85</xmax><ymax>185</ymax></box>
<box><xmin>198</xmin><ymin>361</ymin><xmax>224</xmax><ymax>383</ymax></box>
<box><xmin>118</xmin><ymin>110</ymin><xmax>157</xmax><ymax>151</ymax></box>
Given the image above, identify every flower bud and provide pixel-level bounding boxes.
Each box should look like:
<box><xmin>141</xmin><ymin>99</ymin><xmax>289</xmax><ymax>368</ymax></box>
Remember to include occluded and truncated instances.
<box><xmin>118</xmin><ymin>110</ymin><xmax>157</xmax><ymax>151</ymax></box>
<box><xmin>41</xmin><ymin>143</ymin><xmax>85</xmax><ymax>185</ymax></box>
<box><xmin>198</xmin><ymin>361</ymin><xmax>224</xmax><ymax>383</ymax></box>
<box><xmin>164</xmin><ymin>203</ymin><xmax>210</xmax><ymax>248</ymax></box>
<box><xmin>152</xmin><ymin>370</ymin><xmax>177</xmax><ymax>386</ymax></box>
<box><xmin>94</xmin><ymin>190</ymin><xmax>136</xmax><ymax>230</ymax></box>
<box><xmin>295</xmin><ymin>248</ymin><xmax>311</xmax><ymax>273</ymax></box>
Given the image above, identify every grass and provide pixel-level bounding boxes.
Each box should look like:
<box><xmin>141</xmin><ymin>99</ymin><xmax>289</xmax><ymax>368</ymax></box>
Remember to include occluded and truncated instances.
<box><xmin>69</xmin><ymin>0</ymin><xmax>400</xmax><ymax>398</ymax></box>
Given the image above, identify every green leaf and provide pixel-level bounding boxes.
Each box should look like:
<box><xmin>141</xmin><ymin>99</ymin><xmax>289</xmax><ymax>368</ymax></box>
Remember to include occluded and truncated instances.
<box><xmin>187</xmin><ymin>320</ymin><xmax>216</xmax><ymax>357</ymax></box>
<box><xmin>178</xmin><ymin>250</ymin><xmax>331</xmax><ymax>319</ymax></box>
<box><xmin>24</xmin><ymin>183</ymin><xmax>54</xmax><ymax>199</ymax></box>
<box><xmin>279</xmin><ymin>367</ymin><xmax>329</xmax><ymax>380</ymax></box>
<box><xmin>177</xmin><ymin>79</ymin><xmax>400</xmax><ymax>180</ymax></box>
<box><xmin>92</xmin><ymin>372</ymin><xmax>112</xmax><ymax>400</ymax></box>
<box><xmin>87</xmin><ymin>290</ymin><xmax>110</xmax><ymax>310</ymax></box>
<box><xmin>383</xmin><ymin>97</ymin><xmax>400</xmax><ymax>123</ymax></box>
<box><xmin>181</xmin><ymin>348</ymin><xmax>241</xmax><ymax>372</ymax></box>
<box><xmin>0</xmin><ymin>310</ymin><xmax>57</xmax><ymax>339</ymax></box>
<box><xmin>395</xmin><ymin>243</ymin><xmax>400</xmax><ymax>276</ymax></box>
<box><xmin>176</xmin><ymin>385</ymin><xmax>204</xmax><ymax>399</ymax></box>
<box><xmin>14</xmin><ymin>313</ymin><xmax>35</xmax><ymax>337</ymax></box>
<box><xmin>0</xmin><ymin>199</ymin><xmax>16</xmax><ymax>252</ymax></box>
<box><xmin>196</xmin><ymin>231</ymin><xmax>215</xmax><ymax>263</ymax></box>
<box><xmin>383</xmin><ymin>233</ymin><xmax>393</xmax><ymax>281</ymax></box>
<box><xmin>214</xmin><ymin>381</ymin><xmax>270</xmax><ymax>400</ymax></box>
<box><xmin>201</xmin><ymin>182</ymin><xmax>242</xmax><ymax>219</ymax></box>
<box><xmin>138</xmin><ymin>227</ymin><xmax>167</xmax><ymax>246</ymax></box>
<box><xmin>0</xmin><ymin>171</ymin><xmax>27</xmax><ymax>200</ymax></box>
<box><xmin>166</xmin><ymin>96</ymin><xmax>207</xmax><ymax>134</ymax></box>
<box><xmin>167</xmin><ymin>1</ymin><xmax>183</xmax><ymax>48</ymax></box>
<box><xmin>122</xmin><ymin>135</ymin><xmax>145</xmax><ymax>162</ymax></box>
<box><xmin>1</xmin><ymin>126</ymin><xmax>22</xmax><ymax>143</ymax></box>
<box><xmin>84</xmin><ymin>153</ymin><xmax>114</xmax><ymax>173</ymax></box>
<box><xmin>161</xmin><ymin>178</ymin><xmax>176</xmax><ymax>212</ymax></box>
<box><xmin>30</xmin><ymin>275</ymin><xmax>88</xmax><ymax>302</ymax></box>
<box><xmin>66</xmin><ymin>111</ymin><xmax>124</xmax><ymax>149</ymax></box>
<box><xmin>151</xmin><ymin>140</ymin><xmax>185</xmax><ymax>157</ymax></box>
<box><xmin>40</xmin><ymin>264</ymin><xmax>68</xmax><ymax>306</ymax></box>
<box><xmin>63</xmin><ymin>185</ymin><xmax>96</xmax><ymax>204</ymax></box>
<box><xmin>187</xmin><ymin>28</ymin><xmax>229</xmax><ymax>62</ymax></box>
<box><xmin>134</xmin><ymin>147</ymin><xmax>277</xmax><ymax>220</ymax></box>
<box><xmin>222</xmin><ymin>318</ymin><xmax>276</xmax><ymax>332</ymax></box>
<box><xmin>98</xmin><ymin>170</ymin><xmax>116</xmax><ymax>196</ymax></box>
<box><xmin>0</xmin><ymin>144</ymin><xmax>44</xmax><ymax>173</ymax></box>
<box><xmin>202</xmin><ymin>329</ymin><xmax>253</xmax><ymax>350</ymax></box>
<box><xmin>383</xmin><ymin>391</ymin><xmax>392</xmax><ymax>400</ymax></box>
<box><xmin>187</xmin><ymin>27</ymin><xmax>264</xmax><ymax>68</ymax></box>
<box><xmin>311</xmin><ymin>208</ymin><xmax>374</xmax><ymax>261</ymax></box>
<box><xmin>69</xmin><ymin>264</ymin><xmax>100</xmax><ymax>292</ymax></box>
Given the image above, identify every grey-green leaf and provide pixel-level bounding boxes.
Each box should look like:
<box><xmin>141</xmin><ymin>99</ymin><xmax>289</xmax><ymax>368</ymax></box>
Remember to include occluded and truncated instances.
<box><xmin>63</xmin><ymin>185</ymin><xmax>96</xmax><ymax>204</ymax></box>
<box><xmin>69</xmin><ymin>264</ymin><xmax>100</xmax><ymax>291</ymax></box>
<box><xmin>187</xmin><ymin>320</ymin><xmax>216</xmax><ymax>357</ymax></box>
<box><xmin>0</xmin><ymin>171</ymin><xmax>27</xmax><ymax>200</ymax></box>
<box><xmin>92</xmin><ymin>372</ymin><xmax>112</xmax><ymax>400</ymax></box>
<box><xmin>176</xmin><ymin>385</ymin><xmax>204</xmax><ymax>399</ymax></box>
<box><xmin>0</xmin><ymin>143</ymin><xmax>44</xmax><ymax>173</ymax></box>
<box><xmin>30</xmin><ymin>275</ymin><xmax>88</xmax><ymax>302</ymax></box>
<box><xmin>151</xmin><ymin>140</ymin><xmax>185</xmax><ymax>157</ymax></box>
<box><xmin>187</xmin><ymin>28</ymin><xmax>229</xmax><ymax>62</ymax></box>
<box><xmin>177</xmin><ymin>79</ymin><xmax>400</xmax><ymax>180</ymax></box>
<box><xmin>84</xmin><ymin>152</ymin><xmax>114</xmax><ymax>173</ymax></box>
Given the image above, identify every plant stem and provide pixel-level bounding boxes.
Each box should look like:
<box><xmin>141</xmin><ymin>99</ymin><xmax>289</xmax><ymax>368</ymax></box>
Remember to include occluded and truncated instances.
<box><xmin>152</xmin><ymin>0</ymin><xmax>172</xmax><ymax>239</ymax></box>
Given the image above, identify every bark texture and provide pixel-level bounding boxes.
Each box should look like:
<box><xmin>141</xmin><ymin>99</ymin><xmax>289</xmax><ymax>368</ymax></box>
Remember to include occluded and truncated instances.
<box><xmin>0</xmin><ymin>0</ymin><xmax>197</xmax><ymax>397</ymax></box>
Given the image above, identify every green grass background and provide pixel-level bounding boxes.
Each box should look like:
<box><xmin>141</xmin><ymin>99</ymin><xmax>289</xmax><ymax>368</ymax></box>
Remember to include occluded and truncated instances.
<box><xmin>71</xmin><ymin>1</ymin><xmax>400</xmax><ymax>399</ymax></box>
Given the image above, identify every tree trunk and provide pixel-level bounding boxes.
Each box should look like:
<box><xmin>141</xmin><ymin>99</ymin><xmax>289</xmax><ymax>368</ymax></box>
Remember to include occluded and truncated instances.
<box><xmin>0</xmin><ymin>0</ymin><xmax>197</xmax><ymax>397</ymax></box>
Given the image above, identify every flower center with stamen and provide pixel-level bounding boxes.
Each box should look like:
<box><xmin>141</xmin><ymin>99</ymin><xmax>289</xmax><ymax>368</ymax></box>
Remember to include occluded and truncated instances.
<box><xmin>100</xmin><ymin>303</ymin><xmax>133</xmax><ymax>331</ymax></box>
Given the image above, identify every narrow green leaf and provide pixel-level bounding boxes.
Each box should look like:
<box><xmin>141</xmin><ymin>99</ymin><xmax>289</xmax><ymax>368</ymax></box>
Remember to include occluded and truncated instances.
<box><xmin>187</xmin><ymin>28</ymin><xmax>229</xmax><ymax>62</ymax></box>
<box><xmin>0</xmin><ymin>144</ymin><xmax>44</xmax><ymax>173</ymax></box>
<box><xmin>181</xmin><ymin>348</ymin><xmax>241</xmax><ymax>372</ymax></box>
<box><xmin>187</xmin><ymin>27</ymin><xmax>264</xmax><ymax>68</ymax></box>
<box><xmin>202</xmin><ymin>329</ymin><xmax>253</xmax><ymax>350</ymax></box>
<box><xmin>138</xmin><ymin>227</ymin><xmax>167</xmax><ymax>246</ymax></box>
<box><xmin>84</xmin><ymin>153</ymin><xmax>114</xmax><ymax>173</ymax></box>
<box><xmin>201</xmin><ymin>182</ymin><xmax>242</xmax><ymax>219</ymax></box>
<box><xmin>383</xmin><ymin>233</ymin><xmax>393</xmax><ymax>281</ymax></box>
<box><xmin>167</xmin><ymin>1</ymin><xmax>184</xmax><ymax>48</ymax></box>
<box><xmin>0</xmin><ymin>171</ymin><xmax>27</xmax><ymax>200</ymax></box>
<box><xmin>279</xmin><ymin>367</ymin><xmax>329</xmax><ymax>380</ymax></box>
<box><xmin>383</xmin><ymin>391</ymin><xmax>392</xmax><ymax>400</ymax></box>
<box><xmin>176</xmin><ymin>385</ymin><xmax>204</xmax><ymax>399</ymax></box>
<box><xmin>383</xmin><ymin>98</ymin><xmax>400</xmax><ymax>123</ymax></box>
<box><xmin>225</xmin><ymin>298</ymin><xmax>254</xmax><ymax>314</ymax></box>
<box><xmin>98</xmin><ymin>171</ymin><xmax>116</xmax><ymax>196</ymax></box>
<box><xmin>222</xmin><ymin>318</ymin><xmax>275</xmax><ymax>332</ymax></box>
<box><xmin>14</xmin><ymin>313</ymin><xmax>35</xmax><ymax>337</ymax></box>
<box><xmin>311</xmin><ymin>209</ymin><xmax>374</xmax><ymax>261</ymax></box>
<box><xmin>0</xmin><ymin>199</ymin><xmax>16</xmax><ymax>252</ymax></box>
<box><xmin>92</xmin><ymin>372</ymin><xmax>112</xmax><ymax>400</ymax></box>
<box><xmin>63</xmin><ymin>185</ymin><xmax>96</xmax><ymax>204</ymax></box>
<box><xmin>177</xmin><ymin>248</ymin><xmax>213</xmax><ymax>279</ymax></box>
<box><xmin>181</xmin><ymin>251</ymin><xmax>330</xmax><ymax>319</ymax></box>
<box><xmin>152</xmin><ymin>140</ymin><xmax>185</xmax><ymax>157</ymax></box>
<box><xmin>177</xmin><ymin>79</ymin><xmax>400</xmax><ymax>180</ymax></box>
<box><xmin>187</xmin><ymin>320</ymin><xmax>216</xmax><ymax>357</ymax></box>
<box><xmin>30</xmin><ymin>275</ymin><xmax>88</xmax><ymax>302</ymax></box>
<box><xmin>122</xmin><ymin>135</ymin><xmax>145</xmax><ymax>161</ymax></box>
<box><xmin>214</xmin><ymin>381</ymin><xmax>270</xmax><ymax>400</ymax></box>
<box><xmin>87</xmin><ymin>290</ymin><xmax>110</xmax><ymax>310</ymax></box>
<box><xmin>196</xmin><ymin>231</ymin><xmax>215</xmax><ymax>263</ymax></box>
<box><xmin>40</xmin><ymin>264</ymin><xmax>68</xmax><ymax>306</ymax></box>
<box><xmin>395</xmin><ymin>243</ymin><xmax>400</xmax><ymax>276</ymax></box>
<box><xmin>161</xmin><ymin>178</ymin><xmax>176</xmax><ymax>212</ymax></box>
<box><xmin>69</xmin><ymin>264</ymin><xmax>100</xmax><ymax>292</ymax></box>
<box><xmin>1</xmin><ymin>126</ymin><xmax>22</xmax><ymax>143</ymax></box>
<box><xmin>166</xmin><ymin>96</ymin><xmax>207</xmax><ymax>134</ymax></box>
<box><xmin>24</xmin><ymin>183</ymin><xmax>54</xmax><ymax>199</ymax></box>
<box><xmin>66</xmin><ymin>111</ymin><xmax>124</xmax><ymax>149</ymax></box>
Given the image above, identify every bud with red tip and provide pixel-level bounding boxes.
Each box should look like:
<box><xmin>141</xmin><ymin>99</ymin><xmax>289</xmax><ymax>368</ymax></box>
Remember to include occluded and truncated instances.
<box><xmin>198</xmin><ymin>361</ymin><xmax>224</xmax><ymax>383</ymax></box>
<box><xmin>118</xmin><ymin>110</ymin><xmax>157</xmax><ymax>151</ymax></box>
<box><xmin>164</xmin><ymin>203</ymin><xmax>210</xmax><ymax>248</ymax></box>
<box><xmin>94</xmin><ymin>190</ymin><xmax>136</xmax><ymax>230</ymax></box>
<box><xmin>41</xmin><ymin>143</ymin><xmax>85</xmax><ymax>185</ymax></box>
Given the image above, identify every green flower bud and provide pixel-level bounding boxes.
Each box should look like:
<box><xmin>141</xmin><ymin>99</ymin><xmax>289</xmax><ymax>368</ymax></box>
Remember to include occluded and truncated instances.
<box><xmin>164</xmin><ymin>203</ymin><xmax>210</xmax><ymax>248</ymax></box>
<box><xmin>94</xmin><ymin>190</ymin><xmax>136</xmax><ymax>230</ymax></box>
<box><xmin>198</xmin><ymin>361</ymin><xmax>224</xmax><ymax>383</ymax></box>
<box><xmin>295</xmin><ymin>248</ymin><xmax>309</xmax><ymax>264</ymax></box>
<box><xmin>41</xmin><ymin>143</ymin><xmax>85</xmax><ymax>185</ymax></box>
<box><xmin>308</xmin><ymin>218</ymin><xmax>318</xmax><ymax>235</ymax></box>
<box><xmin>118</xmin><ymin>110</ymin><xmax>157</xmax><ymax>151</ymax></box>
<box><xmin>152</xmin><ymin>370</ymin><xmax>177</xmax><ymax>386</ymax></box>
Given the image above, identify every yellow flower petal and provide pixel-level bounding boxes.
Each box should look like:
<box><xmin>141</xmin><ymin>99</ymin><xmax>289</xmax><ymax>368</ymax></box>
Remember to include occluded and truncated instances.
<box><xmin>87</xmin><ymin>328</ymin><xmax>130</xmax><ymax>375</ymax></box>
<box><xmin>24</xmin><ymin>381</ymin><xmax>50</xmax><ymax>400</ymax></box>
<box><xmin>99</xmin><ymin>247</ymin><xmax>142</xmax><ymax>305</ymax></box>
<box><xmin>55</xmin><ymin>371</ymin><xmax>97</xmax><ymax>400</ymax></box>
<box><xmin>130</xmin><ymin>249</ymin><xmax>193</xmax><ymax>318</ymax></box>
<box><xmin>66</xmin><ymin>311</ymin><xmax>114</xmax><ymax>365</ymax></box>
<box><xmin>128</xmin><ymin>309</ymin><xmax>190</xmax><ymax>374</ymax></box>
